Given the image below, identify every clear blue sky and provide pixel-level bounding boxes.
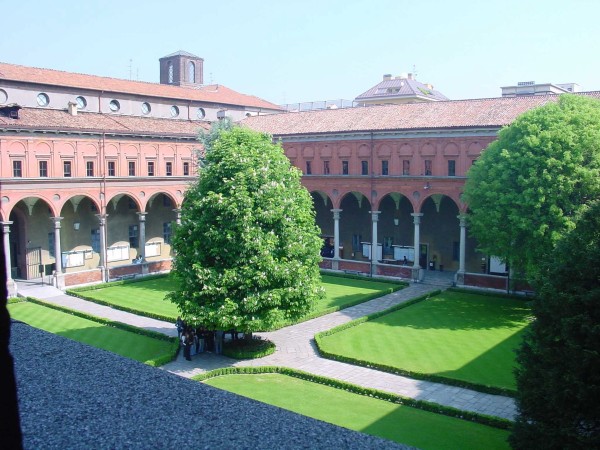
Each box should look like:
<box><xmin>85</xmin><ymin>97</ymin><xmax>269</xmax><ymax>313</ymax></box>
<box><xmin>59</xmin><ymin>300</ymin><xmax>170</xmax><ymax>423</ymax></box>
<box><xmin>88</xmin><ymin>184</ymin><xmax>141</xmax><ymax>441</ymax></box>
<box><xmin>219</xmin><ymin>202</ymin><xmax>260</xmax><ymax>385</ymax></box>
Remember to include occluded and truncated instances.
<box><xmin>1</xmin><ymin>0</ymin><xmax>598</xmax><ymax>105</ymax></box>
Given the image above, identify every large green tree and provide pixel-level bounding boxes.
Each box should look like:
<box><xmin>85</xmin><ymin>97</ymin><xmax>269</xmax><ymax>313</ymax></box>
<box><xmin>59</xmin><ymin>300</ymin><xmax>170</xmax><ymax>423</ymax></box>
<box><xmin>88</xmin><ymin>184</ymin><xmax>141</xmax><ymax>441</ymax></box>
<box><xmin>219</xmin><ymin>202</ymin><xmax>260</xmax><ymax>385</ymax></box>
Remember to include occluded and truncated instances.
<box><xmin>168</xmin><ymin>123</ymin><xmax>324</xmax><ymax>333</ymax></box>
<box><xmin>463</xmin><ymin>95</ymin><xmax>600</xmax><ymax>280</ymax></box>
<box><xmin>511</xmin><ymin>201</ymin><xmax>600</xmax><ymax>449</ymax></box>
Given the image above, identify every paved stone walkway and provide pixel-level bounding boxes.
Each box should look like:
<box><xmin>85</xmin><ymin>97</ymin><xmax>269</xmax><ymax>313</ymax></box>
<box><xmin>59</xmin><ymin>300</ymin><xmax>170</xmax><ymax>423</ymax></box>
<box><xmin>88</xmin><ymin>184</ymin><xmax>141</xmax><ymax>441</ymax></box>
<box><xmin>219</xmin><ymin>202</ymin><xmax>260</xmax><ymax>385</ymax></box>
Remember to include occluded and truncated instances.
<box><xmin>17</xmin><ymin>280</ymin><xmax>517</xmax><ymax>421</ymax></box>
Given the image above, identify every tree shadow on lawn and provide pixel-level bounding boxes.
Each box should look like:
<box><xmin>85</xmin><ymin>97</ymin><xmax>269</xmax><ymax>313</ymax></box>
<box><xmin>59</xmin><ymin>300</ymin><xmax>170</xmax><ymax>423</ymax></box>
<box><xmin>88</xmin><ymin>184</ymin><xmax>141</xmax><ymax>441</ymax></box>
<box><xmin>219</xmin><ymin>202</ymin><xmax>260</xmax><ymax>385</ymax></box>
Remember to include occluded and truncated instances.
<box><xmin>374</xmin><ymin>294</ymin><xmax>532</xmax><ymax>331</ymax></box>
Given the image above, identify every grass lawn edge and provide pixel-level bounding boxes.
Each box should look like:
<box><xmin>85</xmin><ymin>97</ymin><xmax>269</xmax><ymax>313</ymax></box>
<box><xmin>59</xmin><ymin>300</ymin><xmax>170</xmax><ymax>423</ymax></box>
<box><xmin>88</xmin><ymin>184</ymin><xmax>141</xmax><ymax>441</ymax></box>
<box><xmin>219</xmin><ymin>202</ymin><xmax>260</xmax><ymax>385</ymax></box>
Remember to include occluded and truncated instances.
<box><xmin>67</xmin><ymin>272</ymin><xmax>409</xmax><ymax>331</ymax></box>
<box><xmin>314</xmin><ymin>289</ymin><xmax>518</xmax><ymax>397</ymax></box>
<box><xmin>13</xmin><ymin>296</ymin><xmax>179</xmax><ymax>366</ymax></box>
<box><xmin>194</xmin><ymin>366</ymin><xmax>512</xmax><ymax>430</ymax></box>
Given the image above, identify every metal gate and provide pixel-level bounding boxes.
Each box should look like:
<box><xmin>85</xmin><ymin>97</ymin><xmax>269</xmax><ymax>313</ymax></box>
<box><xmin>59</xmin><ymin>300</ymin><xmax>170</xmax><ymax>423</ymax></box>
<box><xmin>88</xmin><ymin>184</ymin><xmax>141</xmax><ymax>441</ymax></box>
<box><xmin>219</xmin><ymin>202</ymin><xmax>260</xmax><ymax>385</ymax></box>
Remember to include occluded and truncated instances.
<box><xmin>25</xmin><ymin>246</ymin><xmax>42</xmax><ymax>280</ymax></box>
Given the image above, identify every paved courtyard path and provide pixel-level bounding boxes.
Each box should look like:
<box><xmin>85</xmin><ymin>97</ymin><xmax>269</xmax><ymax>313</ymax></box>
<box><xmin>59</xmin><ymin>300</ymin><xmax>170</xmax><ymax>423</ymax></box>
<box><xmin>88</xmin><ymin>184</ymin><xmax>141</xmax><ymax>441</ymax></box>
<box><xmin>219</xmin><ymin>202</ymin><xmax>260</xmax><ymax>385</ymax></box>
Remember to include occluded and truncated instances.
<box><xmin>16</xmin><ymin>279</ymin><xmax>516</xmax><ymax>421</ymax></box>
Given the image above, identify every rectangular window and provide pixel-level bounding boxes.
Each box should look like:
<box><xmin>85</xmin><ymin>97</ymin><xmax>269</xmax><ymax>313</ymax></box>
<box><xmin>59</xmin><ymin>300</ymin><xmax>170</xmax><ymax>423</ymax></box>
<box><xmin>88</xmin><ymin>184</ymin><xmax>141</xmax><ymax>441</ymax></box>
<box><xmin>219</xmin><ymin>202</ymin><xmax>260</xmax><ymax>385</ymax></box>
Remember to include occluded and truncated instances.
<box><xmin>12</xmin><ymin>161</ymin><xmax>22</xmax><ymax>177</ymax></box>
<box><xmin>107</xmin><ymin>161</ymin><xmax>116</xmax><ymax>177</ymax></box>
<box><xmin>323</xmin><ymin>161</ymin><xmax>330</xmax><ymax>175</ymax></box>
<box><xmin>86</xmin><ymin>161</ymin><xmax>94</xmax><ymax>177</ymax></box>
<box><xmin>147</xmin><ymin>161</ymin><xmax>155</xmax><ymax>176</ymax></box>
<box><xmin>361</xmin><ymin>160</ymin><xmax>369</xmax><ymax>175</ymax></box>
<box><xmin>342</xmin><ymin>160</ymin><xmax>349</xmax><ymax>175</ymax></box>
<box><xmin>163</xmin><ymin>222</ymin><xmax>172</xmax><ymax>244</ymax></box>
<box><xmin>402</xmin><ymin>159</ymin><xmax>410</xmax><ymax>175</ymax></box>
<box><xmin>424</xmin><ymin>160</ymin><xmax>432</xmax><ymax>176</ymax></box>
<box><xmin>91</xmin><ymin>229</ymin><xmax>100</xmax><ymax>253</ymax></box>
<box><xmin>128</xmin><ymin>161</ymin><xmax>136</xmax><ymax>176</ymax></box>
<box><xmin>305</xmin><ymin>161</ymin><xmax>312</xmax><ymax>175</ymax></box>
<box><xmin>448</xmin><ymin>160</ymin><xmax>456</xmax><ymax>177</ymax></box>
<box><xmin>166</xmin><ymin>161</ymin><xmax>173</xmax><ymax>176</ymax></box>
<box><xmin>63</xmin><ymin>161</ymin><xmax>72</xmax><ymax>177</ymax></box>
<box><xmin>48</xmin><ymin>232</ymin><xmax>55</xmax><ymax>258</ymax></box>
<box><xmin>382</xmin><ymin>160</ymin><xmax>389</xmax><ymax>176</ymax></box>
<box><xmin>39</xmin><ymin>161</ymin><xmax>48</xmax><ymax>177</ymax></box>
<box><xmin>183</xmin><ymin>162</ymin><xmax>190</xmax><ymax>176</ymax></box>
<box><xmin>128</xmin><ymin>225</ymin><xmax>139</xmax><ymax>248</ymax></box>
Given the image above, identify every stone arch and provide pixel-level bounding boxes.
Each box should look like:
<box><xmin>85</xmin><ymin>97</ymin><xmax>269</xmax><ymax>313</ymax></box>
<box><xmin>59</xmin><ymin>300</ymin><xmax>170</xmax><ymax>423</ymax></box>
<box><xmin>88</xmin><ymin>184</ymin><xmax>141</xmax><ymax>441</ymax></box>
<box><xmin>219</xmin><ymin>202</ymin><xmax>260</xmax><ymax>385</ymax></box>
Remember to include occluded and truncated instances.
<box><xmin>105</xmin><ymin>193</ymin><xmax>141</xmax><ymax>265</ymax></box>
<box><xmin>8</xmin><ymin>196</ymin><xmax>55</xmax><ymax>280</ymax></box>
<box><xmin>143</xmin><ymin>192</ymin><xmax>178</xmax><ymax>260</ymax></box>
<box><xmin>311</xmin><ymin>191</ymin><xmax>334</xmax><ymax>238</ymax></box>
<box><xmin>376</xmin><ymin>193</ymin><xmax>415</xmax><ymax>258</ymax></box>
<box><xmin>339</xmin><ymin>191</ymin><xmax>372</xmax><ymax>260</ymax></box>
<box><xmin>419</xmin><ymin>194</ymin><xmax>461</xmax><ymax>272</ymax></box>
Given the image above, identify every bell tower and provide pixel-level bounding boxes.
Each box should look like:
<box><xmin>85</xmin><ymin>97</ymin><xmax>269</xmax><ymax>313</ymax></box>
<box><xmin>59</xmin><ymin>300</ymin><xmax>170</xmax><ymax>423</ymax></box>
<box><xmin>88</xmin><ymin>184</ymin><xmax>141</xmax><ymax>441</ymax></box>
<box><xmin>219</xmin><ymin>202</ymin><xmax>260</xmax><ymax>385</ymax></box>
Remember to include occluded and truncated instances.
<box><xmin>159</xmin><ymin>51</ymin><xmax>204</xmax><ymax>87</ymax></box>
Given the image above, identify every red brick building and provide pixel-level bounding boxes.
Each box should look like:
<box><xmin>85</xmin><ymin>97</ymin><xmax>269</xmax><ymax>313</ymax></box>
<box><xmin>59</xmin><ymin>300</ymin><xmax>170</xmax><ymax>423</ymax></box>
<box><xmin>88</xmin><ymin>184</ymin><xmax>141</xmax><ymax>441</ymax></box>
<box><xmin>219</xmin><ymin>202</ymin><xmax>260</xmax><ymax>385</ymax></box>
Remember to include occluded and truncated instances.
<box><xmin>0</xmin><ymin>52</ymin><xmax>281</xmax><ymax>296</ymax></box>
<box><xmin>2</xmin><ymin>52</ymin><xmax>599</xmax><ymax>296</ymax></box>
<box><xmin>244</xmin><ymin>92</ymin><xmax>600</xmax><ymax>287</ymax></box>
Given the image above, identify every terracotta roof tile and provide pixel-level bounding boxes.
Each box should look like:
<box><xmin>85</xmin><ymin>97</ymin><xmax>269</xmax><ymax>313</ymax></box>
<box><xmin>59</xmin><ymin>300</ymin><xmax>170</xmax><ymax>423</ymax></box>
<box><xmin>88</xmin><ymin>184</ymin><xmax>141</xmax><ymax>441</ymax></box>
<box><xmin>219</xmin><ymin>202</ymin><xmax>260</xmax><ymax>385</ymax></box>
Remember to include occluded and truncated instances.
<box><xmin>0</xmin><ymin>107</ymin><xmax>208</xmax><ymax>137</ymax></box>
<box><xmin>244</xmin><ymin>93</ymin><xmax>600</xmax><ymax>136</ymax></box>
<box><xmin>0</xmin><ymin>62</ymin><xmax>281</xmax><ymax>111</ymax></box>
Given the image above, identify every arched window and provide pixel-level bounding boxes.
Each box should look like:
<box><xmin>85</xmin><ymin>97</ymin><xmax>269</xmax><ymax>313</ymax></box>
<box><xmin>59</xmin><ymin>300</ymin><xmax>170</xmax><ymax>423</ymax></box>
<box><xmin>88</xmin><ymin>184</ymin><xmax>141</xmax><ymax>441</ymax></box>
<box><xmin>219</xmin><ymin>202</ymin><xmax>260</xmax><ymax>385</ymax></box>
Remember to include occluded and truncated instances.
<box><xmin>167</xmin><ymin>61</ymin><xmax>174</xmax><ymax>84</ymax></box>
<box><xmin>188</xmin><ymin>61</ymin><xmax>195</xmax><ymax>83</ymax></box>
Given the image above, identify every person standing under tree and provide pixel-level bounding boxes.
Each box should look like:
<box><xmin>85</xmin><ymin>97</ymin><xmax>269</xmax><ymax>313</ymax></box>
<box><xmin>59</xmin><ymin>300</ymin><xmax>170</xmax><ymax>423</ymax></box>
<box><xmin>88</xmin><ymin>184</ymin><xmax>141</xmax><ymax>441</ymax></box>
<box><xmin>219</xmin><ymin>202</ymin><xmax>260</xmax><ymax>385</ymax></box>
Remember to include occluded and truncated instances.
<box><xmin>182</xmin><ymin>329</ymin><xmax>192</xmax><ymax>361</ymax></box>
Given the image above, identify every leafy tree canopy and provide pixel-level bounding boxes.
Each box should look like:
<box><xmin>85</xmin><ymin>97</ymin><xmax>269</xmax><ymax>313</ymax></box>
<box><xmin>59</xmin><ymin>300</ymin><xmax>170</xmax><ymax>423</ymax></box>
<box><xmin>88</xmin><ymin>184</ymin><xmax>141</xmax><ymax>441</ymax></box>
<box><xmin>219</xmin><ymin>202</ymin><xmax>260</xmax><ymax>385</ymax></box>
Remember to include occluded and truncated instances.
<box><xmin>511</xmin><ymin>201</ymin><xmax>600</xmax><ymax>449</ymax></box>
<box><xmin>463</xmin><ymin>95</ymin><xmax>600</xmax><ymax>280</ymax></box>
<box><xmin>169</xmin><ymin>123</ymin><xmax>324</xmax><ymax>332</ymax></box>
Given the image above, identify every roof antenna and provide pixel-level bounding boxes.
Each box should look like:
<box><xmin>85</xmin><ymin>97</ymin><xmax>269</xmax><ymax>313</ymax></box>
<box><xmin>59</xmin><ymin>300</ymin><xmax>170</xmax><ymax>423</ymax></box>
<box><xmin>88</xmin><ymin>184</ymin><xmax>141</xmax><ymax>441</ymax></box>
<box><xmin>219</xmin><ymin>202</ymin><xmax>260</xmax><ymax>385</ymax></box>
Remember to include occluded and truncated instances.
<box><xmin>412</xmin><ymin>64</ymin><xmax>418</xmax><ymax>79</ymax></box>
<box><xmin>129</xmin><ymin>58</ymin><xmax>133</xmax><ymax>80</ymax></box>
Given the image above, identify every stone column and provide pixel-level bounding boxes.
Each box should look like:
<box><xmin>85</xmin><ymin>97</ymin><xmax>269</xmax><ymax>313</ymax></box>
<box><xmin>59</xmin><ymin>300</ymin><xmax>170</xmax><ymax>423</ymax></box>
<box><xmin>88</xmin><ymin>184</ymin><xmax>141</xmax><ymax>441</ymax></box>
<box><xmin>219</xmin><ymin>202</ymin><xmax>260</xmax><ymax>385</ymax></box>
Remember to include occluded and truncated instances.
<box><xmin>137</xmin><ymin>212</ymin><xmax>147</xmax><ymax>261</ymax></box>
<box><xmin>173</xmin><ymin>208</ymin><xmax>182</xmax><ymax>226</ymax></box>
<box><xmin>369</xmin><ymin>211</ymin><xmax>381</xmax><ymax>277</ymax></box>
<box><xmin>1</xmin><ymin>221</ymin><xmax>17</xmax><ymax>297</ymax></box>
<box><xmin>411</xmin><ymin>213</ymin><xmax>424</xmax><ymax>281</ymax></box>
<box><xmin>331</xmin><ymin>209</ymin><xmax>341</xmax><ymax>260</ymax></box>
<box><xmin>51</xmin><ymin>217</ymin><xmax>63</xmax><ymax>273</ymax></box>
<box><xmin>51</xmin><ymin>217</ymin><xmax>65</xmax><ymax>289</ymax></box>
<box><xmin>96</xmin><ymin>214</ymin><xmax>108</xmax><ymax>282</ymax></box>
<box><xmin>457</xmin><ymin>214</ymin><xmax>467</xmax><ymax>285</ymax></box>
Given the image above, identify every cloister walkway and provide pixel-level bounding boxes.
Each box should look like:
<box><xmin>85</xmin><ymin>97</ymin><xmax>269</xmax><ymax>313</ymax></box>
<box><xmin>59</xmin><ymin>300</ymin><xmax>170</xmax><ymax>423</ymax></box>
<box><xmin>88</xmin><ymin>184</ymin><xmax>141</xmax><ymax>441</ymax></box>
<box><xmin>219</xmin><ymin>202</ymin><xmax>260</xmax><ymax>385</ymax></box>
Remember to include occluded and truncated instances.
<box><xmin>15</xmin><ymin>278</ymin><xmax>516</xmax><ymax>421</ymax></box>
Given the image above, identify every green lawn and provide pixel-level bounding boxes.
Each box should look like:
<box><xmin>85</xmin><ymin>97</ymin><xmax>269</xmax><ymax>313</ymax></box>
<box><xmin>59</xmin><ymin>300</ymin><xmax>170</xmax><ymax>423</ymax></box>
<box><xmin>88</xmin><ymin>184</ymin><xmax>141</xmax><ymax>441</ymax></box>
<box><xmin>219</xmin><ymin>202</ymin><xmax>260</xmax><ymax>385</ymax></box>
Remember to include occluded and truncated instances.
<box><xmin>8</xmin><ymin>301</ymin><xmax>175</xmax><ymax>364</ymax></box>
<box><xmin>318</xmin><ymin>291</ymin><xmax>531</xmax><ymax>391</ymax></box>
<box><xmin>205</xmin><ymin>373</ymin><xmax>510</xmax><ymax>450</ymax></box>
<box><xmin>70</xmin><ymin>274</ymin><xmax>404</xmax><ymax>324</ymax></box>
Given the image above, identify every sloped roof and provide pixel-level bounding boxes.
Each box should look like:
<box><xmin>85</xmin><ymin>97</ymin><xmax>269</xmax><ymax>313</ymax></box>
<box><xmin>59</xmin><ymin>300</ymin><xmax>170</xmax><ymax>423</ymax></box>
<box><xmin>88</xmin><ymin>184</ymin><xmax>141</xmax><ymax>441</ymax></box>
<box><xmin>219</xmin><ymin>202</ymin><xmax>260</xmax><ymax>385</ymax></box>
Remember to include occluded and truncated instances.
<box><xmin>356</xmin><ymin>77</ymin><xmax>449</xmax><ymax>102</ymax></box>
<box><xmin>0</xmin><ymin>107</ymin><xmax>209</xmax><ymax>137</ymax></box>
<box><xmin>160</xmin><ymin>50</ymin><xmax>202</xmax><ymax>59</ymax></box>
<box><xmin>0</xmin><ymin>62</ymin><xmax>281</xmax><ymax>110</ymax></box>
<box><xmin>244</xmin><ymin>92</ymin><xmax>600</xmax><ymax>136</ymax></box>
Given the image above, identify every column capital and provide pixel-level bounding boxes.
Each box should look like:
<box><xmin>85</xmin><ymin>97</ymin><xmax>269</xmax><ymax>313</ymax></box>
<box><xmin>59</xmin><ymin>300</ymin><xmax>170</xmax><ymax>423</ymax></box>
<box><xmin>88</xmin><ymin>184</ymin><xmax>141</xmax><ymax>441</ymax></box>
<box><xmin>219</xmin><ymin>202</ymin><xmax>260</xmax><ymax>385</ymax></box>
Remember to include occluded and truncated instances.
<box><xmin>411</xmin><ymin>212</ymin><xmax>423</xmax><ymax>224</ymax></box>
<box><xmin>137</xmin><ymin>211</ymin><xmax>147</xmax><ymax>221</ymax></box>
<box><xmin>1</xmin><ymin>221</ymin><xmax>13</xmax><ymax>233</ymax></box>
<box><xmin>457</xmin><ymin>214</ymin><xmax>468</xmax><ymax>227</ymax></box>
<box><xmin>96</xmin><ymin>213</ymin><xmax>109</xmax><ymax>224</ymax></box>
<box><xmin>51</xmin><ymin>216</ymin><xmax>64</xmax><ymax>228</ymax></box>
<box><xmin>369</xmin><ymin>210</ymin><xmax>381</xmax><ymax>222</ymax></box>
<box><xmin>331</xmin><ymin>208</ymin><xmax>342</xmax><ymax>221</ymax></box>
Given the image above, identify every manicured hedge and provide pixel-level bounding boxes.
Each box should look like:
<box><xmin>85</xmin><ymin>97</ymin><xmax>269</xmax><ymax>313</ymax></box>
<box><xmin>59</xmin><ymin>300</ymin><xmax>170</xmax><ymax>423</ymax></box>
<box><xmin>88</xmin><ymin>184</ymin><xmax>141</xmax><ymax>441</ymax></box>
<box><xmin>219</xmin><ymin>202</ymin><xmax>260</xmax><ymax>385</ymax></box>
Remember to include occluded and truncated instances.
<box><xmin>314</xmin><ymin>290</ymin><xmax>516</xmax><ymax>397</ymax></box>
<box><xmin>222</xmin><ymin>337</ymin><xmax>276</xmax><ymax>359</ymax></box>
<box><xmin>20</xmin><ymin>297</ymin><xmax>179</xmax><ymax>367</ymax></box>
<box><xmin>194</xmin><ymin>366</ymin><xmax>512</xmax><ymax>430</ymax></box>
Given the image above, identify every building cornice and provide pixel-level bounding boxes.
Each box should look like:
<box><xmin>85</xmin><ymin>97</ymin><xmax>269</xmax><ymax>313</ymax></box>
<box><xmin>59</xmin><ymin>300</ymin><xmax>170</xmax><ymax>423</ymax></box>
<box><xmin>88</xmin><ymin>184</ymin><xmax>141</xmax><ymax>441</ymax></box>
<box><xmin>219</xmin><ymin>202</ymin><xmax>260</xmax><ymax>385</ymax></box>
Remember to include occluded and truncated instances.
<box><xmin>274</xmin><ymin>127</ymin><xmax>500</xmax><ymax>143</ymax></box>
